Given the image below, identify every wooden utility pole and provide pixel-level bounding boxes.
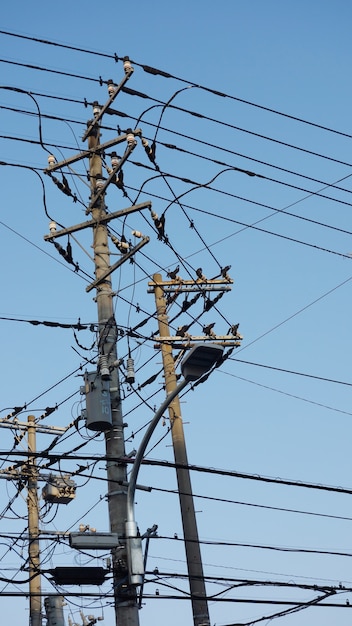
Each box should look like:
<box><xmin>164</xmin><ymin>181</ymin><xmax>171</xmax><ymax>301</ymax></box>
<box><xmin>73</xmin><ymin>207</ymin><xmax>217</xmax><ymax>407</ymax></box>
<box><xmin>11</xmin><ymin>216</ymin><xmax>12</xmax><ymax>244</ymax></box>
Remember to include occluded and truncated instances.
<box><xmin>88</xmin><ymin>112</ymin><xmax>139</xmax><ymax>626</ymax></box>
<box><xmin>27</xmin><ymin>415</ymin><xmax>42</xmax><ymax>626</ymax></box>
<box><xmin>152</xmin><ymin>273</ymin><xmax>210</xmax><ymax>626</ymax></box>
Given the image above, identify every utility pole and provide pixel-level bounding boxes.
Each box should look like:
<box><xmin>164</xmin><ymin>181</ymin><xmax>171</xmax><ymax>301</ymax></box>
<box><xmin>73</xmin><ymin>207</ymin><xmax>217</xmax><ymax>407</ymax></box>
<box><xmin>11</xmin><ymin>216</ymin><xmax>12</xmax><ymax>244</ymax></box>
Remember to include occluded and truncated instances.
<box><xmin>44</xmin><ymin>596</ymin><xmax>65</xmax><ymax>626</ymax></box>
<box><xmin>27</xmin><ymin>414</ymin><xmax>42</xmax><ymax>626</ymax></box>
<box><xmin>0</xmin><ymin>416</ymin><xmax>74</xmax><ymax>626</ymax></box>
<box><xmin>87</xmin><ymin>106</ymin><xmax>139</xmax><ymax>626</ymax></box>
<box><xmin>152</xmin><ymin>273</ymin><xmax>211</xmax><ymax>626</ymax></box>
<box><xmin>41</xmin><ymin>59</ymin><xmax>241</xmax><ymax>626</ymax></box>
<box><xmin>150</xmin><ymin>272</ymin><xmax>241</xmax><ymax>626</ymax></box>
<box><xmin>43</xmin><ymin>60</ymin><xmax>149</xmax><ymax>623</ymax></box>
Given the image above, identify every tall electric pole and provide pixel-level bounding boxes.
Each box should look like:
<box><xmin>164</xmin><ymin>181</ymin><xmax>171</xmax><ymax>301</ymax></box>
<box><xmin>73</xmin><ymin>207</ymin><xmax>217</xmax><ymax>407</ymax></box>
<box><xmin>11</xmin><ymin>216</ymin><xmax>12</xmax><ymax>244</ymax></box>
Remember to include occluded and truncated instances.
<box><xmin>152</xmin><ymin>273</ymin><xmax>211</xmax><ymax>626</ymax></box>
<box><xmin>87</xmin><ymin>110</ymin><xmax>140</xmax><ymax>626</ymax></box>
<box><xmin>42</xmin><ymin>59</ymin><xmax>241</xmax><ymax>626</ymax></box>
<box><xmin>44</xmin><ymin>62</ymin><xmax>148</xmax><ymax>622</ymax></box>
<box><xmin>27</xmin><ymin>414</ymin><xmax>42</xmax><ymax>626</ymax></box>
<box><xmin>149</xmin><ymin>271</ymin><xmax>241</xmax><ymax>626</ymax></box>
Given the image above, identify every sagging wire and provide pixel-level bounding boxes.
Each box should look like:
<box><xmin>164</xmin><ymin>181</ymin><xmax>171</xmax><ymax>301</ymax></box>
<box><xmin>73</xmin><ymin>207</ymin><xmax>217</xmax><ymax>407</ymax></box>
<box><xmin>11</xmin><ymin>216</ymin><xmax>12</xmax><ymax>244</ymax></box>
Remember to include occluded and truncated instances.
<box><xmin>0</xmin><ymin>86</ymin><xmax>53</xmax><ymax>157</ymax></box>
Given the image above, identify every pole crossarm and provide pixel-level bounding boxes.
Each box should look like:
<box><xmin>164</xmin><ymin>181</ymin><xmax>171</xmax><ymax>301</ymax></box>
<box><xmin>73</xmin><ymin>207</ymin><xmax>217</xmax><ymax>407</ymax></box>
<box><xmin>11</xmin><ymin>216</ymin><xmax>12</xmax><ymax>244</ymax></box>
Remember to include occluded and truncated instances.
<box><xmin>82</xmin><ymin>68</ymin><xmax>134</xmax><ymax>142</ymax></box>
<box><xmin>0</xmin><ymin>419</ymin><xmax>67</xmax><ymax>434</ymax></box>
<box><xmin>44</xmin><ymin>130</ymin><xmax>142</xmax><ymax>173</ymax></box>
<box><xmin>148</xmin><ymin>278</ymin><xmax>233</xmax><ymax>293</ymax></box>
<box><xmin>86</xmin><ymin>236</ymin><xmax>150</xmax><ymax>293</ymax></box>
<box><xmin>153</xmin><ymin>336</ymin><xmax>241</xmax><ymax>347</ymax></box>
<box><xmin>43</xmin><ymin>201</ymin><xmax>152</xmax><ymax>241</ymax></box>
<box><xmin>0</xmin><ymin>470</ymin><xmax>69</xmax><ymax>482</ymax></box>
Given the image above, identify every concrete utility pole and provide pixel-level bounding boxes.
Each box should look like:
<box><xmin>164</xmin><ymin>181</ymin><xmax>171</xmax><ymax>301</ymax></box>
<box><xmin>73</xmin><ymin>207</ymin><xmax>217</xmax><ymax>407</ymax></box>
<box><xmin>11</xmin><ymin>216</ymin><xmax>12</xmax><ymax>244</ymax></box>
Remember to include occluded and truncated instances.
<box><xmin>27</xmin><ymin>415</ymin><xmax>42</xmax><ymax>626</ymax></box>
<box><xmin>41</xmin><ymin>61</ymin><xmax>240</xmax><ymax>626</ymax></box>
<box><xmin>88</xmin><ymin>113</ymin><xmax>139</xmax><ymax>626</ymax></box>
<box><xmin>152</xmin><ymin>273</ymin><xmax>210</xmax><ymax>626</ymax></box>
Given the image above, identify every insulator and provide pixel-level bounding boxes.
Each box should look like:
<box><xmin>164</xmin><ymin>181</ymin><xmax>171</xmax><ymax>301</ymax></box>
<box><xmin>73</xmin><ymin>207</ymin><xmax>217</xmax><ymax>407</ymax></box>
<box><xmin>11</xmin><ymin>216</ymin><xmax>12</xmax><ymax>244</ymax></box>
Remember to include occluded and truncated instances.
<box><xmin>47</xmin><ymin>155</ymin><xmax>56</xmax><ymax>167</ymax></box>
<box><xmin>92</xmin><ymin>101</ymin><xmax>101</xmax><ymax>116</ymax></box>
<box><xmin>107</xmin><ymin>80</ymin><xmax>116</xmax><ymax>97</ymax></box>
<box><xmin>131</xmin><ymin>230</ymin><xmax>142</xmax><ymax>238</ymax></box>
<box><xmin>123</xmin><ymin>56</ymin><xmax>133</xmax><ymax>74</ymax></box>
<box><xmin>141</xmin><ymin>137</ymin><xmax>149</xmax><ymax>148</ymax></box>
<box><xmin>95</xmin><ymin>175</ymin><xmax>105</xmax><ymax>190</ymax></box>
<box><xmin>119</xmin><ymin>241</ymin><xmax>129</xmax><ymax>252</ymax></box>
<box><xmin>150</xmin><ymin>210</ymin><xmax>158</xmax><ymax>221</ymax></box>
<box><xmin>111</xmin><ymin>152</ymin><xmax>119</xmax><ymax>168</ymax></box>
<box><xmin>126</xmin><ymin>357</ymin><xmax>135</xmax><ymax>384</ymax></box>
<box><xmin>49</xmin><ymin>221</ymin><xmax>57</xmax><ymax>234</ymax></box>
<box><xmin>99</xmin><ymin>355</ymin><xmax>110</xmax><ymax>380</ymax></box>
<box><xmin>126</xmin><ymin>132</ymin><xmax>137</xmax><ymax>147</ymax></box>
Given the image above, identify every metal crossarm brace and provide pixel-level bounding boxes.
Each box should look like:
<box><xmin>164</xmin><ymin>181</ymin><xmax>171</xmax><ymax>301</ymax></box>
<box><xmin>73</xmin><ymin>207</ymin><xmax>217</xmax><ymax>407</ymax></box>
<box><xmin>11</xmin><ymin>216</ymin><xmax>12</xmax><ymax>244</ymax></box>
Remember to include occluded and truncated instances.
<box><xmin>86</xmin><ymin>236</ymin><xmax>150</xmax><ymax>293</ymax></box>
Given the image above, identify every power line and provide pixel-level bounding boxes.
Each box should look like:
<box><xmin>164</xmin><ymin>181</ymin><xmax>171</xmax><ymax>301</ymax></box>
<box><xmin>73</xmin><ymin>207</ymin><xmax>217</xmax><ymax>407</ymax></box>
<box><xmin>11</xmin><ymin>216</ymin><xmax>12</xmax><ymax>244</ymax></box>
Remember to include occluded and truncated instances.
<box><xmin>1</xmin><ymin>451</ymin><xmax>352</xmax><ymax>498</ymax></box>
<box><xmin>2</xmin><ymin>56</ymin><xmax>352</xmax><ymax>174</ymax></box>
<box><xmin>2</xmin><ymin>29</ymin><xmax>351</xmax><ymax>141</ymax></box>
<box><xmin>229</xmin><ymin>357</ymin><xmax>352</xmax><ymax>387</ymax></box>
<box><xmin>155</xmin><ymin>535</ymin><xmax>352</xmax><ymax>559</ymax></box>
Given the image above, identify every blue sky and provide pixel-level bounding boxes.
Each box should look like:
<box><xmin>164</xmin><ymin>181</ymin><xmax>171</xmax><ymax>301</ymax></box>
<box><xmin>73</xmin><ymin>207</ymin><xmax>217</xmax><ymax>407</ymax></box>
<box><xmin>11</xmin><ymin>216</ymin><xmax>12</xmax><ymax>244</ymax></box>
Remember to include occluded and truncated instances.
<box><xmin>1</xmin><ymin>2</ymin><xmax>352</xmax><ymax>625</ymax></box>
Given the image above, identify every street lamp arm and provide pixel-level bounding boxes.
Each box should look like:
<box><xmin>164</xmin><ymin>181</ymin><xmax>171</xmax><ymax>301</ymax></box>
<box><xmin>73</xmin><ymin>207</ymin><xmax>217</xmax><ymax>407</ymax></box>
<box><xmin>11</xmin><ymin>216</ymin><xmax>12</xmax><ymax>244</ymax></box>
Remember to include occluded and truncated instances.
<box><xmin>125</xmin><ymin>378</ymin><xmax>188</xmax><ymax>587</ymax></box>
<box><xmin>125</xmin><ymin>343</ymin><xmax>223</xmax><ymax>587</ymax></box>
<box><xmin>126</xmin><ymin>377</ymin><xmax>188</xmax><ymax>525</ymax></box>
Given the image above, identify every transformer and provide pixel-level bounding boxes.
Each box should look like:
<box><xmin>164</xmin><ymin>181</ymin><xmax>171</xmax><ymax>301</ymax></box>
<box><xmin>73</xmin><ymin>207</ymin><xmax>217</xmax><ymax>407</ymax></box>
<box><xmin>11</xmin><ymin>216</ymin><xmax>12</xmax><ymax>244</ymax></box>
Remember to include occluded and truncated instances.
<box><xmin>42</xmin><ymin>474</ymin><xmax>76</xmax><ymax>504</ymax></box>
<box><xmin>83</xmin><ymin>371</ymin><xmax>113</xmax><ymax>431</ymax></box>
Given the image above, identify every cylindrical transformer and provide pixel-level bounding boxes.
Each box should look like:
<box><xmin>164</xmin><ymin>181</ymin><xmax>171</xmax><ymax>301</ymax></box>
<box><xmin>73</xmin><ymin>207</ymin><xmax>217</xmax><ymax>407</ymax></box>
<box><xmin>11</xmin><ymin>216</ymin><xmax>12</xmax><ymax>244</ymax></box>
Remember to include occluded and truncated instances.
<box><xmin>126</xmin><ymin>357</ymin><xmax>135</xmax><ymax>384</ymax></box>
<box><xmin>84</xmin><ymin>371</ymin><xmax>112</xmax><ymax>431</ymax></box>
<box><xmin>44</xmin><ymin>596</ymin><xmax>65</xmax><ymax>626</ymax></box>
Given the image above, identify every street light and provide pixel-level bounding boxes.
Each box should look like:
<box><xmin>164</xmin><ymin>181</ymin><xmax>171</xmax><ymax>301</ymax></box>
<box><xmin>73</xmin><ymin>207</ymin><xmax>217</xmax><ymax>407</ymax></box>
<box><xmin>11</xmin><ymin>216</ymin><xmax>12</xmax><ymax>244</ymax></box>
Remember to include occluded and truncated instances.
<box><xmin>125</xmin><ymin>343</ymin><xmax>224</xmax><ymax>586</ymax></box>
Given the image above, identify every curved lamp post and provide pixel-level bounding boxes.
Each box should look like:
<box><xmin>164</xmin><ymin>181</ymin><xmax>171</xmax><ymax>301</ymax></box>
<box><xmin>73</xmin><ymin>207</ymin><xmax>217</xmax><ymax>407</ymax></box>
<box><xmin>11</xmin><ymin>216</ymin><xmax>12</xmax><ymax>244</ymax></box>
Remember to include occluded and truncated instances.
<box><xmin>125</xmin><ymin>343</ymin><xmax>224</xmax><ymax>586</ymax></box>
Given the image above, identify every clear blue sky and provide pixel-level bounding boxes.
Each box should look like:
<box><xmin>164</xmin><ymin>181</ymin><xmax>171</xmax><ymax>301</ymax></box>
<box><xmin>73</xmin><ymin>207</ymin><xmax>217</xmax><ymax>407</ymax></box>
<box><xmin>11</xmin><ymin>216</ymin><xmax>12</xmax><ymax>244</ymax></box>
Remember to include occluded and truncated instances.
<box><xmin>1</xmin><ymin>2</ymin><xmax>352</xmax><ymax>625</ymax></box>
